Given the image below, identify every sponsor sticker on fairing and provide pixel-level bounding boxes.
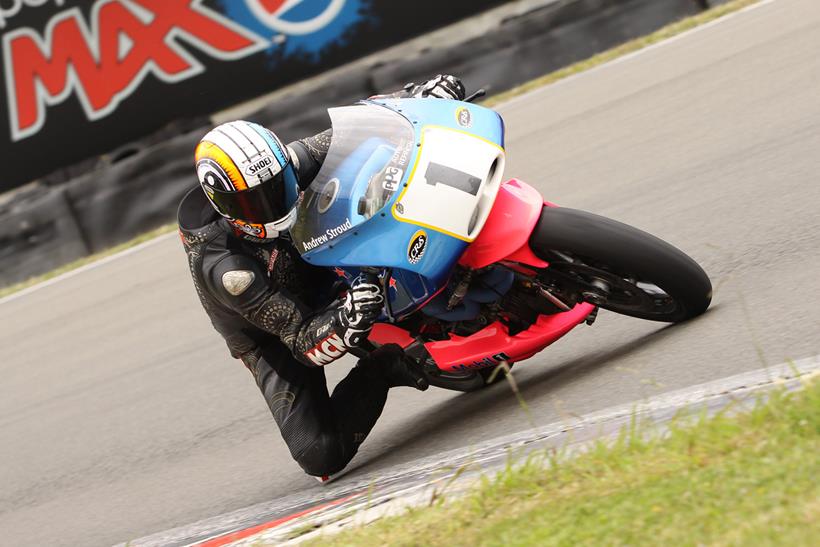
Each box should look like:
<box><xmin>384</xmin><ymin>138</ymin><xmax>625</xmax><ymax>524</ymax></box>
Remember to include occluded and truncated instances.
<box><xmin>455</xmin><ymin>106</ymin><xmax>472</xmax><ymax>128</ymax></box>
<box><xmin>301</xmin><ymin>217</ymin><xmax>352</xmax><ymax>251</ymax></box>
<box><xmin>452</xmin><ymin>352</ymin><xmax>511</xmax><ymax>372</ymax></box>
<box><xmin>382</xmin><ymin>167</ymin><xmax>403</xmax><ymax>192</ymax></box>
<box><xmin>407</xmin><ymin>229</ymin><xmax>428</xmax><ymax>264</ymax></box>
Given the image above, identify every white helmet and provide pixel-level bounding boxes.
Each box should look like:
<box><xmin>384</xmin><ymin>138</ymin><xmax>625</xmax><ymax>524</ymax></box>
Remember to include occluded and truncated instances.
<box><xmin>195</xmin><ymin>120</ymin><xmax>300</xmax><ymax>239</ymax></box>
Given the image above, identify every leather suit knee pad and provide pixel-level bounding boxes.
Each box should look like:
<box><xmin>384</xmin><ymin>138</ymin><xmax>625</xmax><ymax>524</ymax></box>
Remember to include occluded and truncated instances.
<box><xmin>294</xmin><ymin>432</ymin><xmax>350</xmax><ymax>477</ymax></box>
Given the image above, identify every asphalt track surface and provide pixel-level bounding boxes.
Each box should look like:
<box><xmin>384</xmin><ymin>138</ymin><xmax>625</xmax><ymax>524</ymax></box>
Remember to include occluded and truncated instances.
<box><xmin>2</xmin><ymin>0</ymin><xmax>819</xmax><ymax>544</ymax></box>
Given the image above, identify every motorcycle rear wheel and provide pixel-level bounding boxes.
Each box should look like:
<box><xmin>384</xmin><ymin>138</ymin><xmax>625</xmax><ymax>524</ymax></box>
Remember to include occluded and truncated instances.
<box><xmin>530</xmin><ymin>207</ymin><xmax>711</xmax><ymax>322</ymax></box>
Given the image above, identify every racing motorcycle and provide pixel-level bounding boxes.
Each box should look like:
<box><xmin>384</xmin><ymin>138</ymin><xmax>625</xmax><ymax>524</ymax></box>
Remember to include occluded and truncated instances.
<box><xmin>290</xmin><ymin>93</ymin><xmax>712</xmax><ymax>391</ymax></box>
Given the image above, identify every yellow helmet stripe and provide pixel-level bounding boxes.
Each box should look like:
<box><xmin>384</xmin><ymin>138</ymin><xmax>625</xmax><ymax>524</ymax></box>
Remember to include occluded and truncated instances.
<box><xmin>195</xmin><ymin>140</ymin><xmax>248</xmax><ymax>191</ymax></box>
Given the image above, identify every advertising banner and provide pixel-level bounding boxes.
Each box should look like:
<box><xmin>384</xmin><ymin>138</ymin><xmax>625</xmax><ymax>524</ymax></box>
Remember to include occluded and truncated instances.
<box><xmin>0</xmin><ymin>0</ymin><xmax>507</xmax><ymax>192</ymax></box>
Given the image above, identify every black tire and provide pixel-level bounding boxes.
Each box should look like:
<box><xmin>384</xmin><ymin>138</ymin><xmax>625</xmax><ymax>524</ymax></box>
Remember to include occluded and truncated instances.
<box><xmin>422</xmin><ymin>363</ymin><xmax>512</xmax><ymax>392</ymax></box>
<box><xmin>424</xmin><ymin>368</ymin><xmax>487</xmax><ymax>392</ymax></box>
<box><xmin>530</xmin><ymin>208</ymin><xmax>712</xmax><ymax>322</ymax></box>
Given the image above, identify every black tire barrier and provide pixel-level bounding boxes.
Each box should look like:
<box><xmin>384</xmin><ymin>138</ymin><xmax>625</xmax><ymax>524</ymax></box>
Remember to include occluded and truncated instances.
<box><xmin>0</xmin><ymin>0</ymin><xmax>716</xmax><ymax>288</ymax></box>
<box><xmin>369</xmin><ymin>0</ymin><xmax>704</xmax><ymax>105</ymax></box>
<box><xmin>64</xmin><ymin>130</ymin><xmax>205</xmax><ymax>253</ymax></box>
<box><xmin>247</xmin><ymin>65</ymin><xmax>373</xmax><ymax>143</ymax></box>
<box><xmin>247</xmin><ymin>0</ymin><xmax>706</xmax><ymax>148</ymax></box>
<box><xmin>0</xmin><ymin>187</ymin><xmax>90</xmax><ymax>287</ymax></box>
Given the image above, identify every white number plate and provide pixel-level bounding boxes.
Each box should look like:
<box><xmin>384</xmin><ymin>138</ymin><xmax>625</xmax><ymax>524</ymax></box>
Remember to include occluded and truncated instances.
<box><xmin>392</xmin><ymin>127</ymin><xmax>504</xmax><ymax>242</ymax></box>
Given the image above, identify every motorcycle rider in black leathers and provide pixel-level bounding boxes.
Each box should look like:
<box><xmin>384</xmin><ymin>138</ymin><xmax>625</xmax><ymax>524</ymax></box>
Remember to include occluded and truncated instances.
<box><xmin>178</xmin><ymin>76</ymin><xmax>466</xmax><ymax>480</ymax></box>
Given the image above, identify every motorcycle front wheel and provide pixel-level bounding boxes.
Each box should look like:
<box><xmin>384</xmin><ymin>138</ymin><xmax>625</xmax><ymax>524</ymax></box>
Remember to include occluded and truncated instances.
<box><xmin>530</xmin><ymin>207</ymin><xmax>712</xmax><ymax>323</ymax></box>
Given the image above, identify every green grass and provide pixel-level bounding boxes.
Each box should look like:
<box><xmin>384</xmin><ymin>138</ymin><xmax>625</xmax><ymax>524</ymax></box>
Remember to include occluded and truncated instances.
<box><xmin>0</xmin><ymin>0</ymin><xmax>762</xmax><ymax>299</ymax></box>
<box><xmin>306</xmin><ymin>377</ymin><xmax>820</xmax><ymax>546</ymax></box>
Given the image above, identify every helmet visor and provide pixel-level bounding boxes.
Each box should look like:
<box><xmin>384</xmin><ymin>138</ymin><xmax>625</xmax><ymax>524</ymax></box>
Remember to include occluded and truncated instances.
<box><xmin>206</xmin><ymin>170</ymin><xmax>289</xmax><ymax>224</ymax></box>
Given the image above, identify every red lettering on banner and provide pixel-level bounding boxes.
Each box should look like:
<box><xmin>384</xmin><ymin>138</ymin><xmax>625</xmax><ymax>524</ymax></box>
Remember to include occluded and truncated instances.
<box><xmin>260</xmin><ymin>0</ymin><xmax>289</xmax><ymax>13</ymax></box>
<box><xmin>2</xmin><ymin>0</ymin><xmax>268</xmax><ymax>141</ymax></box>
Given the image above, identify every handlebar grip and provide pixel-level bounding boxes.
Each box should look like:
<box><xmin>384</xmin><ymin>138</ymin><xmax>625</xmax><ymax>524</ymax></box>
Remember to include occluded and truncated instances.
<box><xmin>358</xmin><ymin>339</ymin><xmax>377</xmax><ymax>352</ymax></box>
<box><xmin>346</xmin><ymin>331</ymin><xmax>377</xmax><ymax>359</ymax></box>
<box><xmin>358</xmin><ymin>267</ymin><xmax>382</xmax><ymax>288</ymax></box>
<box><xmin>465</xmin><ymin>89</ymin><xmax>486</xmax><ymax>103</ymax></box>
<box><xmin>347</xmin><ymin>344</ymin><xmax>374</xmax><ymax>359</ymax></box>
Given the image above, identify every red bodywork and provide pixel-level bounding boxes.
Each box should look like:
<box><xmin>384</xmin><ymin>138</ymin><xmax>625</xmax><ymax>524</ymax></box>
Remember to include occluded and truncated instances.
<box><xmin>458</xmin><ymin>179</ymin><xmax>549</xmax><ymax>269</ymax></box>
<box><xmin>370</xmin><ymin>179</ymin><xmax>594</xmax><ymax>372</ymax></box>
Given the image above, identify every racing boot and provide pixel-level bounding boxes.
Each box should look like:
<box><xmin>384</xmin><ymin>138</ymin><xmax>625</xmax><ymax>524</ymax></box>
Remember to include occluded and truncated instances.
<box><xmin>358</xmin><ymin>343</ymin><xmax>429</xmax><ymax>391</ymax></box>
<box><xmin>314</xmin><ymin>472</ymin><xmax>343</xmax><ymax>485</ymax></box>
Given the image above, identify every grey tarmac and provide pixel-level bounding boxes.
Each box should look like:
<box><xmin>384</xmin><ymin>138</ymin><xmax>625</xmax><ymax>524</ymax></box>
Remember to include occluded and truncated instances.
<box><xmin>1</xmin><ymin>0</ymin><xmax>819</xmax><ymax>544</ymax></box>
<box><xmin>129</xmin><ymin>356</ymin><xmax>820</xmax><ymax>547</ymax></box>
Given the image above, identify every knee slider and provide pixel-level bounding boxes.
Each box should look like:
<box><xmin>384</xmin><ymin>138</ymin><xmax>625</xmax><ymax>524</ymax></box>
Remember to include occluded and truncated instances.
<box><xmin>295</xmin><ymin>432</ymin><xmax>350</xmax><ymax>477</ymax></box>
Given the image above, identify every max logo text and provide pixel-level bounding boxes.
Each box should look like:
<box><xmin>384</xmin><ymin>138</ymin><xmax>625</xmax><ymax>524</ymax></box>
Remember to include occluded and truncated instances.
<box><xmin>2</xmin><ymin>0</ymin><xmax>268</xmax><ymax>141</ymax></box>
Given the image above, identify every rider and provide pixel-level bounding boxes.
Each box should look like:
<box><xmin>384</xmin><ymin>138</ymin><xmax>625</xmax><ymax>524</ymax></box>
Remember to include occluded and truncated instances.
<box><xmin>178</xmin><ymin>75</ymin><xmax>466</xmax><ymax>480</ymax></box>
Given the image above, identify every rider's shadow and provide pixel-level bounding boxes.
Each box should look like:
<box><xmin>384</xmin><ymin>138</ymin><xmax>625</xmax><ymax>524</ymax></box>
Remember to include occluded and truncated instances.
<box><xmin>347</xmin><ymin>321</ymin><xmax>687</xmax><ymax>476</ymax></box>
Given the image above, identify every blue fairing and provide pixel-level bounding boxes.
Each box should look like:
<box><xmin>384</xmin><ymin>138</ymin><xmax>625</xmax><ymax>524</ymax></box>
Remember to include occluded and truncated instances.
<box><xmin>289</xmin><ymin>99</ymin><xmax>505</xmax><ymax>318</ymax></box>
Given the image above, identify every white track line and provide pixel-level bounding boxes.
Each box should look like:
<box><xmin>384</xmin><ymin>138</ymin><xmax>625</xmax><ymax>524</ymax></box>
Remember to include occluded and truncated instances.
<box><xmin>1</xmin><ymin>0</ymin><xmax>778</xmax><ymax>305</ymax></box>
<box><xmin>0</xmin><ymin>232</ymin><xmax>177</xmax><ymax>306</ymax></box>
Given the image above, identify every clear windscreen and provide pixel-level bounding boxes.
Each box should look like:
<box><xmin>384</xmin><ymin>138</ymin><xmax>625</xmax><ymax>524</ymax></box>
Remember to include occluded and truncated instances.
<box><xmin>290</xmin><ymin>104</ymin><xmax>415</xmax><ymax>254</ymax></box>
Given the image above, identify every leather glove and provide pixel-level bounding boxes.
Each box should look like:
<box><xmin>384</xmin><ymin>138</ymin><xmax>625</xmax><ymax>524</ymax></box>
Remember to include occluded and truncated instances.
<box><xmin>336</xmin><ymin>277</ymin><xmax>384</xmax><ymax>347</ymax></box>
<box><xmin>410</xmin><ymin>74</ymin><xmax>466</xmax><ymax>101</ymax></box>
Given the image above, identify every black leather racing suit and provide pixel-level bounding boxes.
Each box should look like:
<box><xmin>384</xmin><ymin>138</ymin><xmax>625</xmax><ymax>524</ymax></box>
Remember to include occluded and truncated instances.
<box><xmin>178</xmin><ymin>130</ymin><xmax>395</xmax><ymax>477</ymax></box>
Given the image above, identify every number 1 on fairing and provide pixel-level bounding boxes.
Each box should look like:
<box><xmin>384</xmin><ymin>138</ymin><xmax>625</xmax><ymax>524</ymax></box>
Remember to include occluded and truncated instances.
<box><xmin>425</xmin><ymin>162</ymin><xmax>482</xmax><ymax>196</ymax></box>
